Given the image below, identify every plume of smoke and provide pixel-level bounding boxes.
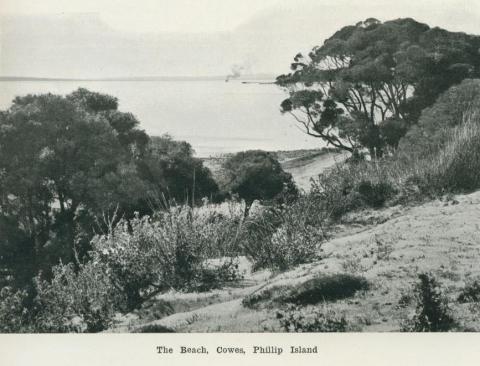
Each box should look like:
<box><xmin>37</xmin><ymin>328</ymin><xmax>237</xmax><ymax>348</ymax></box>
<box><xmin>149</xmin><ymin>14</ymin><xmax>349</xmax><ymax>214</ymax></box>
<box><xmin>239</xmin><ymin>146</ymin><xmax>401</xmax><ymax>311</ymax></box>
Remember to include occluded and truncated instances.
<box><xmin>225</xmin><ymin>62</ymin><xmax>251</xmax><ymax>82</ymax></box>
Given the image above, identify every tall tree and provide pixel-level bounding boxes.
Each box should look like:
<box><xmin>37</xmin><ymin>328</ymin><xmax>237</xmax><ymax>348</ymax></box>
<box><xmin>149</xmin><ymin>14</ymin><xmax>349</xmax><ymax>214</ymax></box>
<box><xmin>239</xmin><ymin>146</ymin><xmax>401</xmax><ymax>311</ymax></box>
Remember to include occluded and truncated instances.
<box><xmin>277</xmin><ymin>18</ymin><xmax>480</xmax><ymax>156</ymax></box>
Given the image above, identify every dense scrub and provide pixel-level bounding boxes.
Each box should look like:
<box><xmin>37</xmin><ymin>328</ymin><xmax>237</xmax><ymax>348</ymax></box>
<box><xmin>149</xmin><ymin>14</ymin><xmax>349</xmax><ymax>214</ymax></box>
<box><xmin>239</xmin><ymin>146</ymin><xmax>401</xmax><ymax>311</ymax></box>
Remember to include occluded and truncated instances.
<box><xmin>241</xmin><ymin>196</ymin><xmax>328</xmax><ymax>271</ymax></box>
<box><xmin>310</xmin><ymin>107</ymin><xmax>480</xmax><ymax>220</ymax></box>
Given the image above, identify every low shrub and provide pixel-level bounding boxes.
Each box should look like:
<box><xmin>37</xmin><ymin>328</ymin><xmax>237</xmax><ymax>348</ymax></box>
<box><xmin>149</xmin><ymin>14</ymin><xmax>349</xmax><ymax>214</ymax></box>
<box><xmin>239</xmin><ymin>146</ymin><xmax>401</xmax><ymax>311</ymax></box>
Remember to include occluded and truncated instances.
<box><xmin>401</xmin><ymin>273</ymin><xmax>456</xmax><ymax>332</ymax></box>
<box><xmin>91</xmin><ymin>203</ymin><xmax>244</xmax><ymax>311</ymax></box>
<box><xmin>0</xmin><ymin>286</ymin><xmax>33</xmax><ymax>333</ymax></box>
<box><xmin>458</xmin><ymin>279</ymin><xmax>480</xmax><ymax>303</ymax></box>
<box><xmin>33</xmin><ymin>261</ymin><xmax>121</xmax><ymax>333</ymax></box>
<box><xmin>311</xmin><ymin>161</ymin><xmax>398</xmax><ymax>219</ymax></box>
<box><xmin>241</xmin><ymin>199</ymin><xmax>325</xmax><ymax>271</ymax></box>
<box><xmin>357</xmin><ymin>180</ymin><xmax>397</xmax><ymax>208</ymax></box>
<box><xmin>277</xmin><ymin>304</ymin><xmax>349</xmax><ymax>332</ymax></box>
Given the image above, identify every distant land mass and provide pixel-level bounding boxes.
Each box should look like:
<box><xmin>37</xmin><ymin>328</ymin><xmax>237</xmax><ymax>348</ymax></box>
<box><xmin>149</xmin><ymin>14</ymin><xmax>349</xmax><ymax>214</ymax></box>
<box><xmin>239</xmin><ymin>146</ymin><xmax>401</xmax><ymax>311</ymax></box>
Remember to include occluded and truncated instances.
<box><xmin>0</xmin><ymin>74</ymin><xmax>277</xmax><ymax>82</ymax></box>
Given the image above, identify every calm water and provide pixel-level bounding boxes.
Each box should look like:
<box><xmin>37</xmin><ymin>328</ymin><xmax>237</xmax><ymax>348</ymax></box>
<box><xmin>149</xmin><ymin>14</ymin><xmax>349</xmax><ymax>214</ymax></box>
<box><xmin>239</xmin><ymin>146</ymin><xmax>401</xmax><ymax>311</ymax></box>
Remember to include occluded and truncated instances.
<box><xmin>0</xmin><ymin>80</ymin><xmax>323</xmax><ymax>157</ymax></box>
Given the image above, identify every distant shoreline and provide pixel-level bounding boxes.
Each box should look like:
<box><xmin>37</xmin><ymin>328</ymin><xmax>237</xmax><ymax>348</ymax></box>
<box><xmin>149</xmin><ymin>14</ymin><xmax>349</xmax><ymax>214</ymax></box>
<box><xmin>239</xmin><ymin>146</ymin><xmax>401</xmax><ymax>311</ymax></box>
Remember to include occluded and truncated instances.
<box><xmin>0</xmin><ymin>75</ymin><xmax>277</xmax><ymax>83</ymax></box>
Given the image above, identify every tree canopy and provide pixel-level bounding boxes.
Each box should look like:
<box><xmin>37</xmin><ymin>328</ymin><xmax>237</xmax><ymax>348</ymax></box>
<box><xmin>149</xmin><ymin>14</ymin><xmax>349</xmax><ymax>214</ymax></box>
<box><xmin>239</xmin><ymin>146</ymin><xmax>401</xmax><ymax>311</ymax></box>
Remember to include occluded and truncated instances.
<box><xmin>222</xmin><ymin>150</ymin><xmax>297</xmax><ymax>205</ymax></box>
<box><xmin>0</xmin><ymin>89</ymin><xmax>218</xmax><ymax>284</ymax></box>
<box><xmin>277</xmin><ymin>18</ymin><xmax>480</xmax><ymax>156</ymax></box>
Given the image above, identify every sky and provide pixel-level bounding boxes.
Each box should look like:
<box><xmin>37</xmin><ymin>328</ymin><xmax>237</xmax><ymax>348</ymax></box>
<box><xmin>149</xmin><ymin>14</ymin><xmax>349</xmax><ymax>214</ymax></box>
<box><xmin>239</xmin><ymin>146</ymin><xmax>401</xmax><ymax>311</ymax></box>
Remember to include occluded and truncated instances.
<box><xmin>2</xmin><ymin>0</ymin><xmax>479</xmax><ymax>33</ymax></box>
<box><xmin>1</xmin><ymin>0</ymin><xmax>479</xmax><ymax>78</ymax></box>
<box><xmin>0</xmin><ymin>0</ymin><xmax>280</xmax><ymax>33</ymax></box>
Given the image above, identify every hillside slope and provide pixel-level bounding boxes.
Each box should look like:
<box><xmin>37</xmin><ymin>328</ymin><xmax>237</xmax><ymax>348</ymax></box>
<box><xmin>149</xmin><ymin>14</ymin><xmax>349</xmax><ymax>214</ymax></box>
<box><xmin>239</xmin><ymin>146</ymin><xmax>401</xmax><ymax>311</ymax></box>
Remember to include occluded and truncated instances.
<box><xmin>108</xmin><ymin>190</ymin><xmax>480</xmax><ymax>332</ymax></box>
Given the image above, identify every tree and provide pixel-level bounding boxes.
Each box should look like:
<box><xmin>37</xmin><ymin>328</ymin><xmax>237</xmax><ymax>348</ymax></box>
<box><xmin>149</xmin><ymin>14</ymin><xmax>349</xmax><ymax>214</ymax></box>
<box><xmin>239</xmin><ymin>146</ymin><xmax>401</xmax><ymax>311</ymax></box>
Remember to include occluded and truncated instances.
<box><xmin>0</xmin><ymin>90</ymin><xmax>155</xmax><ymax>280</ymax></box>
<box><xmin>277</xmin><ymin>18</ymin><xmax>480</xmax><ymax>157</ymax></box>
<box><xmin>140</xmin><ymin>135</ymin><xmax>219</xmax><ymax>205</ymax></box>
<box><xmin>0</xmin><ymin>89</ymin><xmax>221</xmax><ymax>284</ymax></box>
<box><xmin>222</xmin><ymin>150</ymin><xmax>297</xmax><ymax>206</ymax></box>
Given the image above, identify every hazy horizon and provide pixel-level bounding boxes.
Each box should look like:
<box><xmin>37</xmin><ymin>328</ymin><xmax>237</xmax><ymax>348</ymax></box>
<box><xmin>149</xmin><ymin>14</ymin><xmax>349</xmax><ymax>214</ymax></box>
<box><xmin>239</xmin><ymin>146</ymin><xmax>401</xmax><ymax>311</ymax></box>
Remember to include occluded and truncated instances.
<box><xmin>1</xmin><ymin>0</ymin><xmax>479</xmax><ymax>79</ymax></box>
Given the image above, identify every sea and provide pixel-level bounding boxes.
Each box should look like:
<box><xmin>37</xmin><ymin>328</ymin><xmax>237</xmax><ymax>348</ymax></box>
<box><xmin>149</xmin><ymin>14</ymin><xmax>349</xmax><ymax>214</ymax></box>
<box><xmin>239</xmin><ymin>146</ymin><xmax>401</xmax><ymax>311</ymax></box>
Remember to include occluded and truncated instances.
<box><xmin>0</xmin><ymin>79</ymin><xmax>323</xmax><ymax>157</ymax></box>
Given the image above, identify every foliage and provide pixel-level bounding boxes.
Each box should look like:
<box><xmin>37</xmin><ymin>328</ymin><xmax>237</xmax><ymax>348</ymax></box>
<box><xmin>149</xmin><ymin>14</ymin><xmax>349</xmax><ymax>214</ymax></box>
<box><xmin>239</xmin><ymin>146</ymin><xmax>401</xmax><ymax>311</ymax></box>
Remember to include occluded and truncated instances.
<box><xmin>222</xmin><ymin>150</ymin><xmax>298</xmax><ymax>205</ymax></box>
<box><xmin>308</xmin><ymin>104</ymin><xmax>480</xmax><ymax>219</ymax></box>
<box><xmin>277</xmin><ymin>304</ymin><xmax>349</xmax><ymax>332</ymax></box>
<box><xmin>141</xmin><ymin>135</ymin><xmax>219</xmax><ymax>204</ymax></box>
<box><xmin>458</xmin><ymin>279</ymin><xmax>480</xmax><ymax>303</ymax></box>
<box><xmin>401</xmin><ymin>273</ymin><xmax>456</xmax><ymax>332</ymax></box>
<box><xmin>356</xmin><ymin>180</ymin><xmax>397</xmax><ymax>208</ymax></box>
<box><xmin>91</xmin><ymin>202</ymin><xmax>244</xmax><ymax>310</ymax></box>
<box><xmin>0</xmin><ymin>286</ymin><xmax>33</xmax><ymax>333</ymax></box>
<box><xmin>0</xmin><ymin>90</ymin><xmax>153</xmax><ymax>280</ymax></box>
<box><xmin>417</xmin><ymin>114</ymin><xmax>480</xmax><ymax>194</ymax></box>
<box><xmin>311</xmin><ymin>161</ymin><xmax>398</xmax><ymax>219</ymax></box>
<box><xmin>33</xmin><ymin>262</ymin><xmax>120</xmax><ymax>333</ymax></box>
<box><xmin>0</xmin><ymin>89</ymin><xmax>219</xmax><ymax>287</ymax></box>
<box><xmin>241</xmin><ymin>197</ymin><xmax>325</xmax><ymax>271</ymax></box>
<box><xmin>400</xmin><ymin>79</ymin><xmax>480</xmax><ymax>156</ymax></box>
<box><xmin>277</xmin><ymin>18</ymin><xmax>480</xmax><ymax>155</ymax></box>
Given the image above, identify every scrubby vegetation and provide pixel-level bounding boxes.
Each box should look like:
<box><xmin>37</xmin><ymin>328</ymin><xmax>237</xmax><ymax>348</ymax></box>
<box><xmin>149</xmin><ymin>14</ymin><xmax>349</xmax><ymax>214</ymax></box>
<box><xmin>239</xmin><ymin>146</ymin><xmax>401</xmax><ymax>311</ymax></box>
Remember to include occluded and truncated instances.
<box><xmin>277</xmin><ymin>305</ymin><xmax>350</xmax><ymax>332</ymax></box>
<box><xmin>401</xmin><ymin>273</ymin><xmax>456</xmax><ymax>332</ymax></box>
<box><xmin>241</xmin><ymin>197</ymin><xmax>327</xmax><ymax>271</ymax></box>
<box><xmin>2</xmin><ymin>17</ymin><xmax>480</xmax><ymax>333</ymax></box>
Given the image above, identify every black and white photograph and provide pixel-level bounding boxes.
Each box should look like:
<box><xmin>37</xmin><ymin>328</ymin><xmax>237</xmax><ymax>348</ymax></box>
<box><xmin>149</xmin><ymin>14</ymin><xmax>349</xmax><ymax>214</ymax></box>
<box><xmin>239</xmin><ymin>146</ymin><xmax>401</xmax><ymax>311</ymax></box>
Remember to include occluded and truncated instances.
<box><xmin>1</xmin><ymin>0</ymin><xmax>480</xmax><ymax>351</ymax></box>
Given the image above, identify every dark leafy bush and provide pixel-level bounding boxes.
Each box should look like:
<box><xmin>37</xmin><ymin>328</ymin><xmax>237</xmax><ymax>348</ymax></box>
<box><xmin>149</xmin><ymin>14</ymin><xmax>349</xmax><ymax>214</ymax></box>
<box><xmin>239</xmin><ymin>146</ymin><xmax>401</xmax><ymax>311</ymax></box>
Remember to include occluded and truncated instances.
<box><xmin>357</xmin><ymin>180</ymin><xmax>397</xmax><ymax>208</ymax></box>
<box><xmin>458</xmin><ymin>279</ymin><xmax>480</xmax><ymax>303</ymax></box>
<box><xmin>222</xmin><ymin>150</ymin><xmax>298</xmax><ymax>205</ymax></box>
<box><xmin>277</xmin><ymin>304</ymin><xmax>349</xmax><ymax>332</ymax></box>
<box><xmin>401</xmin><ymin>273</ymin><xmax>456</xmax><ymax>332</ymax></box>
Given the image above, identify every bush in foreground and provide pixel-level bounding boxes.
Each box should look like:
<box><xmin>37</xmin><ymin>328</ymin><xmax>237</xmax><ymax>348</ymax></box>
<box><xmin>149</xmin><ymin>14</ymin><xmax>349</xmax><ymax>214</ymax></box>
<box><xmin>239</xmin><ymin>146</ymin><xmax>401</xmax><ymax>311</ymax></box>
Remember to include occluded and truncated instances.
<box><xmin>277</xmin><ymin>304</ymin><xmax>349</xmax><ymax>332</ymax></box>
<box><xmin>242</xmin><ymin>197</ymin><xmax>326</xmax><ymax>271</ymax></box>
<box><xmin>92</xmin><ymin>203</ymin><xmax>245</xmax><ymax>311</ymax></box>
<box><xmin>401</xmin><ymin>273</ymin><xmax>456</xmax><ymax>332</ymax></box>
